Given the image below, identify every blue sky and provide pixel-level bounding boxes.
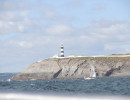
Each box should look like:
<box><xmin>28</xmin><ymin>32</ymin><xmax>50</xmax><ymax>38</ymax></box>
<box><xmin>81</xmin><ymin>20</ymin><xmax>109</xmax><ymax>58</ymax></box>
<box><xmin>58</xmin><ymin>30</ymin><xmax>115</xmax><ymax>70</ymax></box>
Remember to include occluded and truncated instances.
<box><xmin>0</xmin><ymin>0</ymin><xmax>130</xmax><ymax>72</ymax></box>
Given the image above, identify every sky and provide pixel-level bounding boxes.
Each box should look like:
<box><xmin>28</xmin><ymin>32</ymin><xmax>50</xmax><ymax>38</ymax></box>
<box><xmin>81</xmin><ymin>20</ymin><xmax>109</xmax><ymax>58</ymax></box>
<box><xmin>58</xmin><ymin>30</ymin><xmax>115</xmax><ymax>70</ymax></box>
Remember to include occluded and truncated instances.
<box><xmin>0</xmin><ymin>0</ymin><xmax>130</xmax><ymax>72</ymax></box>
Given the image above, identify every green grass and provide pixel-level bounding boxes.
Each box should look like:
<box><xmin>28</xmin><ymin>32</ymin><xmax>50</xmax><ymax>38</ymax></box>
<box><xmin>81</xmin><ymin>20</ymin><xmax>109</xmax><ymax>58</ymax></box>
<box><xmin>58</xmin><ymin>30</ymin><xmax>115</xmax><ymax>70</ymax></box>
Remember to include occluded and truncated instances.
<box><xmin>112</xmin><ymin>53</ymin><xmax>130</xmax><ymax>55</ymax></box>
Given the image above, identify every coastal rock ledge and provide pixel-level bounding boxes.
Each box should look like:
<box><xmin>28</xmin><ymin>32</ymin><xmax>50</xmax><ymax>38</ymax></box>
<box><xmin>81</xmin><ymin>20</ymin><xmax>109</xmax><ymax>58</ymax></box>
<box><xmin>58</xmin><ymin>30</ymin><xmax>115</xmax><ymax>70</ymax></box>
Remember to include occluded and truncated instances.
<box><xmin>12</xmin><ymin>57</ymin><xmax>130</xmax><ymax>80</ymax></box>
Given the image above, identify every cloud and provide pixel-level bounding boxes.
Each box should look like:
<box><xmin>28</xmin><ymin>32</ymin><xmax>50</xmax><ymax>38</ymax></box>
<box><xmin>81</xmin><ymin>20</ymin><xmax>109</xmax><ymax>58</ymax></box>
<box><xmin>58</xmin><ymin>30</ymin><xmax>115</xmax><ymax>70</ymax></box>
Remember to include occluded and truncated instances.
<box><xmin>0</xmin><ymin>20</ymin><xmax>25</xmax><ymax>34</ymax></box>
<box><xmin>66</xmin><ymin>0</ymin><xmax>83</xmax><ymax>7</ymax></box>
<box><xmin>0</xmin><ymin>0</ymin><xmax>78</xmax><ymax>35</ymax></box>
<box><xmin>86</xmin><ymin>19</ymin><xmax>130</xmax><ymax>40</ymax></box>
<box><xmin>92</xmin><ymin>3</ymin><xmax>106</xmax><ymax>11</ymax></box>
<box><xmin>104</xmin><ymin>43</ymin><xmax>130</xmax><ymax>54</ymax></box>
<box><xmin>46</xmin><ymin>24</ymin><xmax>74</xmax><ymax>35</ymax></box>
<box><xmin>0</xmin><ymin>0</ymin><xmax>61</xmax><ymax>34</ymax></box>
<box><xmin>17</xmin><ymin>41</ymin><xmax>33</xmax><ymax>48</ymax></box>
<box><xmin>0</xmin><ymin>0</ymin><xmax>34</xmax><ymax>11</ymax></box>
<box><xmin>83</xmin><ymin>19</ymin><xmax>130</xmax><ymax>54</ymax></box>
<box><xmin>43</xmin><ymin>10</ymin><xmax>60</xmax><ymax>20</ymax></box>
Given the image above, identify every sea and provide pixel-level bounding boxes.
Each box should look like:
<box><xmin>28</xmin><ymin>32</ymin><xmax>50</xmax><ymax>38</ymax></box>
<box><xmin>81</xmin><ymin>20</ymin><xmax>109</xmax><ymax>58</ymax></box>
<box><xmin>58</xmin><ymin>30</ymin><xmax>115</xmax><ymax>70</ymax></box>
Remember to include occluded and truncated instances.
<box><xmin>0</xmin><ymin>73</ymin><xmax>130</xmax><ymax>100</ymax></box>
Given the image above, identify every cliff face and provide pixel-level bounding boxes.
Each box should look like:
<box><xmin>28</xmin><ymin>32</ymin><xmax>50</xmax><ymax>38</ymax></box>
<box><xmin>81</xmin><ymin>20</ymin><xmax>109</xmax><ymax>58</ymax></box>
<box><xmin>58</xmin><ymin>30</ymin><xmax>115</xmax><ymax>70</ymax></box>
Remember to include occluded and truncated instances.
<box><xmin>12</xmin><ymin>57</ymin><xmax>130</xmax><ymax>80</ymax></box>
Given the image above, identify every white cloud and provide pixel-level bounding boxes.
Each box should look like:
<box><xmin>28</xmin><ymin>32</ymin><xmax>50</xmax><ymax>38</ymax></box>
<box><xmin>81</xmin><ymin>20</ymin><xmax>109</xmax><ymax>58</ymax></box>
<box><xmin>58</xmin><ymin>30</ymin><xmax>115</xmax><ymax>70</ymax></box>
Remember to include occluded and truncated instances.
<box><xmin>43</xmin><ymin>10</ymin><xmax>60</xmax><ymax>20</ymax></box>
<box><xmin>93</xmin><ymin>3</ymin><xmax>106</xmax><ymax>11</ymax></box>
<box><xmin>45</xmin><ymin>11</ymin><xmax>56</xmax><ymax>19</ymax></box>
<box><xmin>0</xmin><ymin>11</ymin><xmax>15</xmax><ymax>21</ymax></box>
<box><xmin>86</xmin><ymin>19</ymin><xmax>130</xmax><ymax>41</ymax></box>
<box><xmin>18</xmin><ymin>41</ymin><xmax>33</xmax><ymax>48</ymax></box>
<box><xmin>0</xmin><ymin>20</ymin><xmax>26</xmax><ymax>34</ymax></box>
<box><xmin>66</xmin><ymin>1</ymin><xmax>83</xmax><ymax>7</ymax></box>
<box><xmin>104</xmin><ymin>44</ymin><xmax>117</xmax><ymax>51</ymax></box>
<box><xmin>104</xmin><ymin>43</ymin><xmax>130</xmax><ymax>54</ymax></box>
<box><xmin>84</xmin><ymin>19</ymin><xmax>130</xmax><ymax>54</ymax></box>
<box><xmin>0</xmin><ymin>0</ymin><xmax>60</xmax><ymax>34</ymax></box>
<box><xmin>21</xmin><ymin>10</ymin><xmax>29</xmax><ymax>17</ymax></box>
<box><xmin>46</xmin><ymin>24</ymin><xmax>74</xmax><ymax>35</ymax></box>
<box><xmin>18</xmin><ymin>25</ymin><xmax>24</xmax><ymax>32</ymax></box>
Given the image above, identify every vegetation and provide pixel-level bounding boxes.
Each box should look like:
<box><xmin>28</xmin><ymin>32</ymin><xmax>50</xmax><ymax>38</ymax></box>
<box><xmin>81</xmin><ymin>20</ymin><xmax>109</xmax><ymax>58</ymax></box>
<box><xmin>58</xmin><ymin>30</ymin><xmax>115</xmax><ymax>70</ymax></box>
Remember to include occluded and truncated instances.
<box><xmin>112</xmin><ymin>53</ymin><xmax>130</xmax><ymax>55</ymax></box>
<box><xmin>51</xmin><ymin>56</ymin><xmax>130</xmax><ymax>62</ymax></box>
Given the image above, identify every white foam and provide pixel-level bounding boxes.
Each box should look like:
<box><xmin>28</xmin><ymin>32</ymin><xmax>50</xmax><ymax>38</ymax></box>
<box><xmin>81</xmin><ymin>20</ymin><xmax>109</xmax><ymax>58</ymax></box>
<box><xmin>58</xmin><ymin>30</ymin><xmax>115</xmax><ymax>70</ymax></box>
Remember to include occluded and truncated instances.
<box><xmin>0</xmin><ymin>93</ymin><xmax>129</xmax><ymax>100</ymax></box>
<box><xmin>6</xmin><ymin>79</ymin><xmax>11</xmax><ymax>82</ymax></box>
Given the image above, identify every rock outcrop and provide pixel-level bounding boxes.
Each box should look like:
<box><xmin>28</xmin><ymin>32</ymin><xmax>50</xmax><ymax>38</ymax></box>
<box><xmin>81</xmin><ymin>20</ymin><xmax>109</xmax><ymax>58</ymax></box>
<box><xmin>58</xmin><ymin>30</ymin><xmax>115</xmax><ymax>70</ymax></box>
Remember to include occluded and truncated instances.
<box><xmin>12</xmin><ymin>57</ymin><xmax>130</xmax><ymax>80</ymax></box>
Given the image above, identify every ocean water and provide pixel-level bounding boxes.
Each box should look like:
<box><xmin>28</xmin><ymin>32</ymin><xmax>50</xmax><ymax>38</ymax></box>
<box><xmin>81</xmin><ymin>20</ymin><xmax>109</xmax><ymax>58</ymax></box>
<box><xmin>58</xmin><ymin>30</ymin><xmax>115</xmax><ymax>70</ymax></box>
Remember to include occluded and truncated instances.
<box><xmin>0</xmin><ymin>73</ymin><xmax>130</xmax><ymax>100</ymax></box>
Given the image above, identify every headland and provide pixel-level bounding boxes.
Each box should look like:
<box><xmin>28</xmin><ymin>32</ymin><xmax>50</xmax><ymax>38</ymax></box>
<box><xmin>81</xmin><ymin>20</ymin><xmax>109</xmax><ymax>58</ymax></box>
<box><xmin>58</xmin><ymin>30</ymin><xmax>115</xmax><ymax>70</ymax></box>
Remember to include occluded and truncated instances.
<box><xmin>12</xmin><ymin>55</ymin><xmax>130</xmax><ymax>80</ymax></box>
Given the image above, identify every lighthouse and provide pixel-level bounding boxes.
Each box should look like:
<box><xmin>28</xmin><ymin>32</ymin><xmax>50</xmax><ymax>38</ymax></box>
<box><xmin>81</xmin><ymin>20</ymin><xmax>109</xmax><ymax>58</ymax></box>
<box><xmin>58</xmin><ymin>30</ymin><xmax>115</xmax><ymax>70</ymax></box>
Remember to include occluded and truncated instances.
<box><xmin>60</xmin><ymin>43</ymin><xmax>64</xmax><ymax>57</ymax></box>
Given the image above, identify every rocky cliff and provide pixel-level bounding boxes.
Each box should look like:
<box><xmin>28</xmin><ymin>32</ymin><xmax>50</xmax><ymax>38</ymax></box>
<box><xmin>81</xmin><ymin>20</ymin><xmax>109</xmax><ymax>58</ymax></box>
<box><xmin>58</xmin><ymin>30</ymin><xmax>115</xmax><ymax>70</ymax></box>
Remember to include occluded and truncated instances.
<box><xmin>12</xmin><ymin>57</ymin><xmax>130</xmax><ymax>80</ymax></box>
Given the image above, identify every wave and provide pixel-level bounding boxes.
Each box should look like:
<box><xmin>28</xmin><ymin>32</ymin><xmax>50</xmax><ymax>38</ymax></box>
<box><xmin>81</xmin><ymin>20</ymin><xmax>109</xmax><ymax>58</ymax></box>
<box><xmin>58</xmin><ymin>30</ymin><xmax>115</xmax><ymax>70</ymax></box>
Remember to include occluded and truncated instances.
<box><xmin>0</xmin><ymin>93</ymin><xmax>129</xmax><ymax>100</ymax></box>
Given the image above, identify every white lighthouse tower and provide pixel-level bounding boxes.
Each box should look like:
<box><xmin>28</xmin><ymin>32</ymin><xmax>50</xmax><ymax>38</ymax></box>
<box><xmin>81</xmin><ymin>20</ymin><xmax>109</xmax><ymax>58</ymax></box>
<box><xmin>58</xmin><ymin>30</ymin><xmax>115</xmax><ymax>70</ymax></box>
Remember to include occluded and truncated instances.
<box><xmin>60</xmin><ymin>43</ymin><xmax>64</xmax><ymax>57</ymax></box>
